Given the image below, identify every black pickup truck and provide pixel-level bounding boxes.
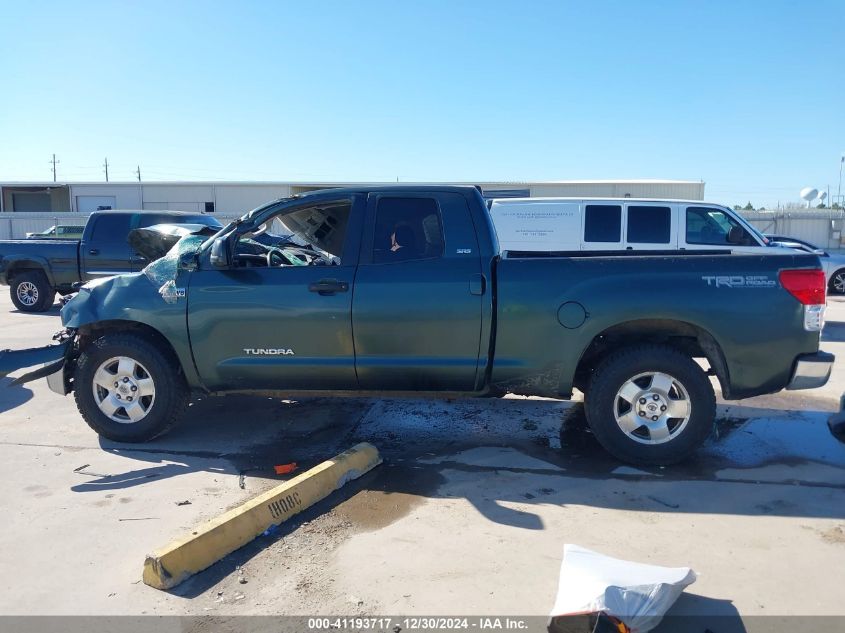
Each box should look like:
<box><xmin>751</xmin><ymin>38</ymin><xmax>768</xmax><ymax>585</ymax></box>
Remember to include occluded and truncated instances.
<box><xmin>0</xmin><ymin>210</ymin><xmax>222</xmax><ymax>311</ymax></box>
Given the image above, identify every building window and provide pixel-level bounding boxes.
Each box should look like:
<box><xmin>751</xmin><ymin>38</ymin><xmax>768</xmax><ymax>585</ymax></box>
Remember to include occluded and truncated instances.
<box><xmin>205</xmin><ymin>202</ymin><xmax>215</xmax><ymax>213</ymax></box>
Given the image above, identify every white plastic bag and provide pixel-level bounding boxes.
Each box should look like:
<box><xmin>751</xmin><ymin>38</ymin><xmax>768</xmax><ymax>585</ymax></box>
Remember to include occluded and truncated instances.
<box><xmin>549</xmin><ymin>544</ymin><xmax>697</xmax><ymax>633</ymax></box>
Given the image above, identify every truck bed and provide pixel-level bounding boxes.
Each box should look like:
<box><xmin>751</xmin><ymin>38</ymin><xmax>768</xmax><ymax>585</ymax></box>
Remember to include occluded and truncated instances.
<box><xmin>490</xmin><ymin>250</ymin><xmax>822</xmax><ymax>399</ymax></box>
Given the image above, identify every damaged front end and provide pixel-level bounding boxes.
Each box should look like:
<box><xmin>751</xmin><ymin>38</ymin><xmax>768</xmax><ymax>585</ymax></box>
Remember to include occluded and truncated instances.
<box><xmin>2</xmin><ymin>226</ymin><xmax>213</xmax><ymax>397</ymax></box>
<box><xmin>0</xmin><ymin>329</ymin><xmax>77</xmax><ymax>393</ymax></box>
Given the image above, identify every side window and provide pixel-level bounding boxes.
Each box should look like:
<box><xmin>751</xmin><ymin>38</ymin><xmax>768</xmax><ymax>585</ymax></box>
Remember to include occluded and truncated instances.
<box><xmin>686</xmin><ymin>207</ymin><xmax>752</xmax><ymax>245</ymax></box>
<box><xmin>627</xmin><ymin>205</ymin><xmax>671</xmax><ymax>244</ymax></box>
<box><xmin>372</xmin><ymin>197</ymin><xmax>444</xmax><ymax>264</ymax></box>
<box><xmin>235</xmin><ymin>201</ymin><xmax>352</xmax><ymax>267</ymax></box>
<box><xmin>584</xmin><ymin>204</ymin><xmax>621</xmax><ymax>242</ymax></box>
<box><xmin>89</xmin><ymin>214</ymin><xmax>130</xmax><ymax>242</ymax></box>
<box><xmin>137</xmin><ymin>214</ymin><xmax>166</xmax><ymax>229</ymax></box>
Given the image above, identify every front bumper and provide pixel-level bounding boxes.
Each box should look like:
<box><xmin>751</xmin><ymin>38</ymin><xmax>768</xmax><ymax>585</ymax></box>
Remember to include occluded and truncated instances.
<box><xmin>786</xmin><ymin>351</ymin><xmax>835</xmax><ymax>390</ymax></box>
<box><xmin>0</xmin><ymin>336</ymin><xmax>73</xmax><ymax>391</ymax></box>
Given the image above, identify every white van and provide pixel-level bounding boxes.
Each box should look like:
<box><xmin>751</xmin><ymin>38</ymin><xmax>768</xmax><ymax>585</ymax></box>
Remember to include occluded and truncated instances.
<box><xmin>488</xmin><ymin>198</ymin><xmax>770</xmax><ymax>254</ymax></box>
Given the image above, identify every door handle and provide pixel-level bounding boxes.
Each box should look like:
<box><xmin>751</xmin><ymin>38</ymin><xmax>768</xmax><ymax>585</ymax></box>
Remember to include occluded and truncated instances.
<box><xmin>308</xmin><ymin>279</ymin><xmax>349</xmax><ymax>296</ymax></box>
<box><xmin>88</xmin><ymin>248</ymin><xmax>100</xmax><ymax>255</ymax></box>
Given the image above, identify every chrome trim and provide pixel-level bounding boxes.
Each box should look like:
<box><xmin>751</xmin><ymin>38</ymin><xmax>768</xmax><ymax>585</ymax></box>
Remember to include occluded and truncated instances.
<box><xmin>786</xmin><ymin>352</ymin><xmax>834</xmax><ymax>390</ymax></box>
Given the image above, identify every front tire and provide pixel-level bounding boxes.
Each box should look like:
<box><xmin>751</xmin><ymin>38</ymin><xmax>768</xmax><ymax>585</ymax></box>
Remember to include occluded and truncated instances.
<box><xmin>74</xmin><ymin>333</ymin><xmax>188</xmax><ymax>442</ymax></box>
<box><xmin>585</xmin><ymin>345</ymin><xmax>716</xmax><ymax>466</ymax></box>
<box><xmin>10</xmin><ymin>271</ymin><xmax>54</xmax><ymax>312</ymax></box>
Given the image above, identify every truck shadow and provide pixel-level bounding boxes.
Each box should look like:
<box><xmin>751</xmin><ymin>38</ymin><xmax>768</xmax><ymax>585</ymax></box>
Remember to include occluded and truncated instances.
<box><xmin>822</xmin><ymin>319</ymin><xmax>845</xmax><ymax>342</ymax></box>
<box><xmin>9</xmin><ymin>304</ymin><xmax>62</xmax><ymax>317</ymax></box>
<box><xmin>69</xmin><ymin>394</ymin><xmax>845</xmax><ymax>523</ymax></box>
<box><xmin>0</xmin><ymin>377</ymin><xmax>33</xmax><ymax>413</ymax></box>
<box><xmin>68</xmin><ymin>393</ymin><xmax>844</xmax><ymax>599</ymax></box>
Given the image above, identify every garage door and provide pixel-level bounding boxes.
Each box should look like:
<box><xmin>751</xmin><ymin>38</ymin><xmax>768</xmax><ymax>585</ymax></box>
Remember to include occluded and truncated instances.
<box><xmin>76</xmin><ymin>196</ymin><xmax>117</xmax><ymax>212</ymax></box>
<box><xmin>12</xmin><ymin>193</ymin><xmax>51</xmax><ymax>211</ymax></box>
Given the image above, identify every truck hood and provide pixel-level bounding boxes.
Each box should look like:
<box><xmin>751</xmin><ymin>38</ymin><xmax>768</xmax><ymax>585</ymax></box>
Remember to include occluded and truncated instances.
<box><xmin>127</xmin><ymin>223</ymin><xmax>219</xmax><ymax>261</ymax></box>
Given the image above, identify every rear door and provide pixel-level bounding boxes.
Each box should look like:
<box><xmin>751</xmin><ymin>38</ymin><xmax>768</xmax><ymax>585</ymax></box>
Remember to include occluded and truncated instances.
<box><xmin>352</xmin><ymin>191</ymin><xmax>484</xmax><ymax>391</ymax></box>
<box><xmin>80</xmin><ymin>213</ymin><xmax>135</xmax><ymax>280</ymax></box>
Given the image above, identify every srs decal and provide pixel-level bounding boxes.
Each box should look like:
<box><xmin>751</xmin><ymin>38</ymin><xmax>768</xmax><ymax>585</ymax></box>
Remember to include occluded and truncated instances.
<box><xmin>702</xmin><ymin>275</ymin><xmax>777</xmax><ymax>288</ymax></box>
<box><xmin>243</xmin><ymin>348</ymin><xmax>295</xmax><ymax>355</ymax></box>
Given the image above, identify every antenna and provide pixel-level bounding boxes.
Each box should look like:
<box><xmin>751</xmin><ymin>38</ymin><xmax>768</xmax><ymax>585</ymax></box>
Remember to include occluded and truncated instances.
<box><xmin>103</xmin><ymin>157</ymin><xmax>110</xmax><ymax>182</ymax></box>
<box><xmin>134</xmin><ymin>165</ymin><xmax>142</xmax><ymax>182</ymax></box>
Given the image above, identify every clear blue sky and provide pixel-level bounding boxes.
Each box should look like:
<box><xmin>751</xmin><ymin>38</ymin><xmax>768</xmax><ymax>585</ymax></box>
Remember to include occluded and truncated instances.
<box><xmin>1</xmin><ymin>0</ymin><xmax>843</xmax><ymax>207</ymax></box>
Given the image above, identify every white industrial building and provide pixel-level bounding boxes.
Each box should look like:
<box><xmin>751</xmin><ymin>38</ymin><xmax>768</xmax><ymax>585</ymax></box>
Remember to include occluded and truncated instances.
<box><xmin>0</xmin><ymin>179</ymin><xmax>705</xmax><ymax>239</ymax></box>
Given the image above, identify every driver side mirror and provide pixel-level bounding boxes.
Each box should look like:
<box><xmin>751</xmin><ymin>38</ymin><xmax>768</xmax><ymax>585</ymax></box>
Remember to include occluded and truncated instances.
<box><xmin>727</xmin><ymin>226</ymin><xmax>745</xmax><ymax>245</ymax></box>
<box><xmin>210</xmin><ymin>237</ymin><xmax>230</xmax><ymax>268</ymax></box>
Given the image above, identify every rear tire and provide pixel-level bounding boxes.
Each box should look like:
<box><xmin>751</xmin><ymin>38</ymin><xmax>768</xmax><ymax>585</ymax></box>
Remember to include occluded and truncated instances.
<box><xmin>74</xmin><ymin>333</ymin><xmax>188</xmax><ymax>442</ymax></box>
<box><xmin>829</xmin><ymin>269</ymin><xmax>845</xmax><ymax>295</ymax></box>
<box><xmin>10</xmin><ymin>271</ymin><xmax>54</xmax><ymax>312</ymax></box>
<box><xmin>585</xmin><ymin>345</ymin><xmax>715</xmax><ymax>466</ymax></box>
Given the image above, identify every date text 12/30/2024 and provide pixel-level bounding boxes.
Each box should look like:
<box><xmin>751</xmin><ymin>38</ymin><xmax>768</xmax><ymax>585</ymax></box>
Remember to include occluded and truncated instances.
<box><xmin>307</xmin><ymin>617</ymin><xmax>530</xmax><ymax>631</ymax></box>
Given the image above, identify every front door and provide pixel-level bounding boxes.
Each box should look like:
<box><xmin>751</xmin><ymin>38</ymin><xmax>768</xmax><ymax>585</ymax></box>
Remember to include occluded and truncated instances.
<box><xmin>352</xmin><ymin>192</ymin><xmax>484</xmax><ymax>391</ymax></box>
<box><xmin>80</xmin><ymin>213</ymin><xmax>135</xmax><ymax>281</ymax></box>
<box><xmin>188</xmin><ymin>195</ymin><xmax>363</xmax><ymax>391</ymax></box>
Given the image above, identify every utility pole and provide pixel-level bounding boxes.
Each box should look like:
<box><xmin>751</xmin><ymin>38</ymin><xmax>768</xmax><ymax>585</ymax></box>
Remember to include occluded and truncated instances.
<box><xmin>134</xmin><ymin>165</ymin><xmax>142</xmax><ymax>182</ymax></box>
<box><xmin>49</xmin><ymin>154</ymin><xmax>59</xmax><ymax>182</ymax></box>
<box><xmin>103</xmin><ymin>157</ymin><xmax>109</xmax><ymax>182</ymax></box>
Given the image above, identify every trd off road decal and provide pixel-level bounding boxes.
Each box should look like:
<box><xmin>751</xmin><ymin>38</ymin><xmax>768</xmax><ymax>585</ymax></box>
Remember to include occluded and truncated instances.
<box><xmin>701</xmin><ymin>275</ymin><xmax>776</xmax><ymax>288</ymax></box>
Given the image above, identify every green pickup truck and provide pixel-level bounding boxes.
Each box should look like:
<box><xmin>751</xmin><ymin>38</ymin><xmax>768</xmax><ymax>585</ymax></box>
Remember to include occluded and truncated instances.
<box><xmin>0</xmin><ymin>186</ymin><xmax>834</xmax><ymax>465</ymax></box>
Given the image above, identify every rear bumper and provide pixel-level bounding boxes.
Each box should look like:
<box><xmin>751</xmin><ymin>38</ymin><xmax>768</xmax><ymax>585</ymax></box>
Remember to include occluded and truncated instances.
<box><xmin>786</xmin><ymin>351</ymin><xmax>835</xmax><ymax>390</ymax></box>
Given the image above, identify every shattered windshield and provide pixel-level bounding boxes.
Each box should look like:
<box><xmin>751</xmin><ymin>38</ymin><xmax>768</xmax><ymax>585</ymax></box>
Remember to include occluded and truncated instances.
<box><xmin>142</xmin><ymin>235</ymin><xmax>206</xmax><ymax>303</ymax></box>
<box><xmin>235</xmin><ymin>201</ymin><xmax>350</xmax><ymax>267</ymax></box>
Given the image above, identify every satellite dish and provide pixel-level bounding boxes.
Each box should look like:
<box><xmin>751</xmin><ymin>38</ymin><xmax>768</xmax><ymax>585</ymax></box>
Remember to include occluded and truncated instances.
<box><xmin>800</xmin><ymin>187</ymin><xmax>819</xmax><ymax>201</ymax></box>
<box><xmin>818</xmin><ymin>191</ymin><xmax>827</xmax><ymax>201</ymax></box>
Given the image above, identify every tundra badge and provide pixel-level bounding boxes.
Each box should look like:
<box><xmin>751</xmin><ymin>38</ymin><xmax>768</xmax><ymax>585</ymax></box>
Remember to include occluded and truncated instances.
<box><xmin>243</xmin><ymin>348</ymin><xmax>295</xmax><ymax>355</ymax></box>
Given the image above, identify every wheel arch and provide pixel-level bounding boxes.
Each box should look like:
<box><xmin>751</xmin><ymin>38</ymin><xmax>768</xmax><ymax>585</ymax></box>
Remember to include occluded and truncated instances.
<box><xmin>573</xmin><ymin>318</ymin><xmax>731</xmax><ymax>398</ymax></box>
<box><xmin>77</xmin><ymin>320</ymin><xmax>183</xmax><ymax>373</ymax></box>
<box><xmin>4</xmin><ymin>258</ymin><xmax>54</xmax><ymax>287</ymax></box>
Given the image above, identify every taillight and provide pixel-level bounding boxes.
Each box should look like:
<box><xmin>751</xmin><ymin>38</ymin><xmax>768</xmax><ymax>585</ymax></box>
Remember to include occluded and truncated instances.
<box><xmin>779</xmin><ymin>269</ymin><xmax>826</xmax><ymax>305</ymax></box>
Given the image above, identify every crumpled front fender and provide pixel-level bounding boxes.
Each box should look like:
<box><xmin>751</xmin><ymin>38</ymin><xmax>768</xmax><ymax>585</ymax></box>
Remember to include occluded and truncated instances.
<box><xmin>58</xmin><ymin>270</ymin><xmax>202</xmax><ymax>390</ymax></box>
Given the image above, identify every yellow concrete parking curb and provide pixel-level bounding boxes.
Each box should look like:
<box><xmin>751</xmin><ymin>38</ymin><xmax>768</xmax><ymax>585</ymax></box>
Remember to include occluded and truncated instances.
<box><xmin>142</xmin><ymin>442</ymin><xmax>382</xmax><ymax>590</ymax></box>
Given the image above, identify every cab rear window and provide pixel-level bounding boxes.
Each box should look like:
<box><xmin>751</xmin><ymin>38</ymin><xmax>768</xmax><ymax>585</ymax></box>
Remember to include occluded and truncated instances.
<box><xmin>89</xmin><ymin>214</ymin><xmax>131</xmax><ymax>242</ymax></box>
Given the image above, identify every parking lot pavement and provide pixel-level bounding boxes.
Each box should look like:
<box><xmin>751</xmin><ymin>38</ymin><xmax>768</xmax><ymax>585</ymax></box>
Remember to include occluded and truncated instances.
<box><xmin>0</xmin><ymin>292</ymin><xmax>844</xmax><ymax>622</ymax></box>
